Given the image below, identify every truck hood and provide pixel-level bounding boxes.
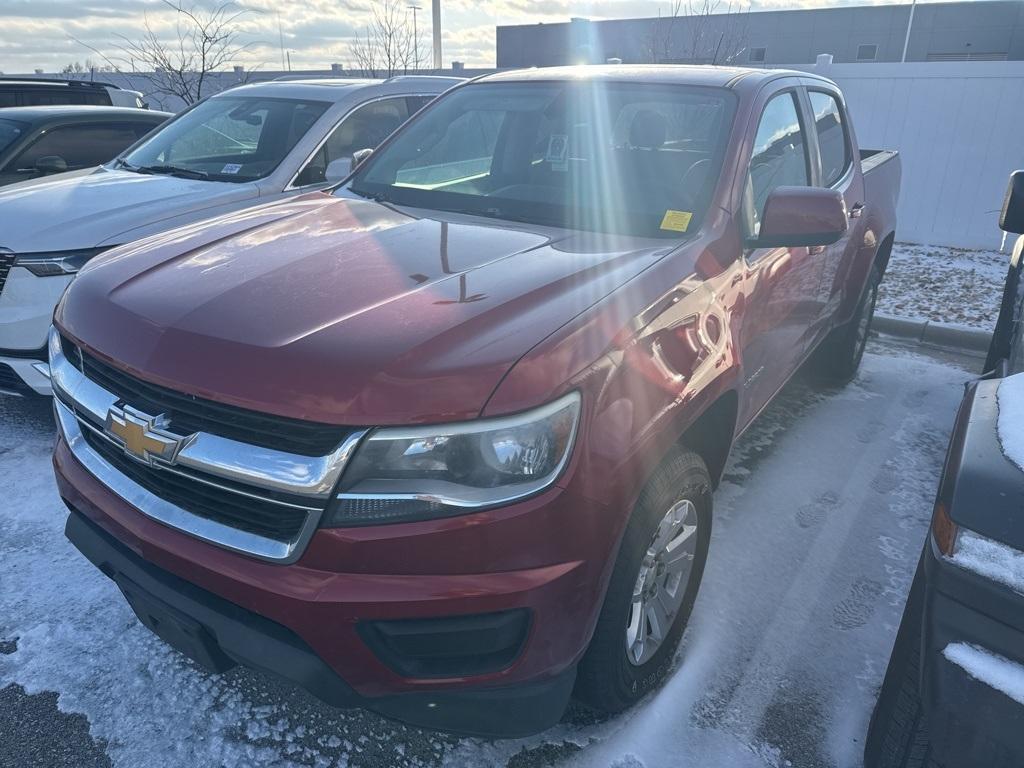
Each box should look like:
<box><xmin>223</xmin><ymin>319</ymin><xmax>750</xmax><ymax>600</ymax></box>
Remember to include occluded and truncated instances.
<box><xmin>0</xmin><ymin>167</ymin><xmax>258</xmax><ymax>253</ymax></box>
<box><xmin>58</xmin><ymin>194</ymin><xmax>672</xmax><ymax>425</ymax></box>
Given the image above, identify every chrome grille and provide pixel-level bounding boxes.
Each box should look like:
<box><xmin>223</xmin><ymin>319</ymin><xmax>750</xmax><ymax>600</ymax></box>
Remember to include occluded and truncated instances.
<box><xmin>49</xmin><ymin>327</ymin><xmax>367</xmax><ymax>563</ymax></box>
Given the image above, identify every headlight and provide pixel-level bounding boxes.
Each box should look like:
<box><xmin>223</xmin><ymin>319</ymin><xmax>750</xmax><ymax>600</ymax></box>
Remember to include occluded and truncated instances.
<box><xmin>15</xmin><ymin>248</ymin><xmax>108</xmax><ymax>277</ymax></box>
<box><xmin>324</xmin><ymin>392</ymin><xmax>581</xmax><ymax>526</ymax></box>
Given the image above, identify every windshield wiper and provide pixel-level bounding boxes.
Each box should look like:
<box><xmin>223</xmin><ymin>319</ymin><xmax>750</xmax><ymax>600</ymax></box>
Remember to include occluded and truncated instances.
<box><xmin>131</xmin><ymin>164</ymin><xmax>210</xmax><ymax>181</ymax></box>
<box><xmin>351</xmin><ymin>187</ymin><xmax>392</xmax><ymax>204</ymax></box>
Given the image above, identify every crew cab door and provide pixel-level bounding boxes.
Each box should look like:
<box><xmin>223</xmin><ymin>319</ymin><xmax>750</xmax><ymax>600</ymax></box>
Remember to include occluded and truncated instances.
<box><xmin>736</xmin><ymin>88</ymin><xmax>824</xmax><ymax>427</ymax></box>
<box><xmin>805</xmin><ymin>87</ymin><xmax>864</xmax><ymax>335</ymax></box>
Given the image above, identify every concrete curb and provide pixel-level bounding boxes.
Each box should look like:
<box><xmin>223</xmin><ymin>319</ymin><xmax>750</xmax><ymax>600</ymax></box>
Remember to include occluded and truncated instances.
<box><xmin>872</xmin><ymin>313</ymin><xmax>991</xmax><ymax>354</ymax></box>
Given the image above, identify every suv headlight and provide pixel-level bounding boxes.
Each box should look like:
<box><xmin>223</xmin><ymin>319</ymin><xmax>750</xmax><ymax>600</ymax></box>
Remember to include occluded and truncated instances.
<box><xmin>16</xmin><ymin>248</ymin><xmax>108</xmax><ymax>277</ymax></box>
<box><xmin>324</xmin><ymin>392</ymin><xmax>581</xmax><ymax>526</ymax></box>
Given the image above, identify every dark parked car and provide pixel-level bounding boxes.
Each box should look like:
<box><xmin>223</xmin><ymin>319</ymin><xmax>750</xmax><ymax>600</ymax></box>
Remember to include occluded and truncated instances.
<box><xmin>865</xmin><ymin>171</ymin><xmax>1024</xmax><ymax>768</ymax></box>
<box><xmin>0</xmin><ymin>77</ymin><xmax>145</xmax><ymax>108</ymax></box>
<box><xmin>0</xmin><ymin>106</ymin><xmax>170</xmax><ymax>187</ymax></box>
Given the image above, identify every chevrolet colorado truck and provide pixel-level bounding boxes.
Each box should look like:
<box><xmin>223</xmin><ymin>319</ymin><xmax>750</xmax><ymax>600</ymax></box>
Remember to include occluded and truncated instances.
<box><xmin>49</xmin><ymin>66</ymin><xmax>901</xmax><ymax>737</ymax></box>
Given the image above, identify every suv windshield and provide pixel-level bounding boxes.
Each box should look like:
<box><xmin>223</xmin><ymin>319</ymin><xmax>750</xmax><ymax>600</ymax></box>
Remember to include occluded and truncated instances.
<box><xmin>122</xmin><ymin>96</ymin><xmax>329</xmax><ymax>182</ymax></box>
<box><xmin>349</xmin><ymin>81</ymin><xmax>736</xmax><ymax>237</ymax></box>
<box><xmin>0</xmin><ymin>118</ymin><xmax>27</xmax><ymax>155</ymax></box>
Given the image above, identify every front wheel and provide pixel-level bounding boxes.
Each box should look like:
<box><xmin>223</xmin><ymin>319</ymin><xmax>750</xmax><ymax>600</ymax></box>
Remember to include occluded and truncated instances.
<box><xmin>864</xmin><ymin>556</ymin><xmax>938</xmax><ymax>768</ymax></box>
<box><xmin>813</xmin><ymin>264</ymin><xmax>881</xmax><ymax>384</ymax></box>
<box><xmin>574</xmin><ymin>448</ymin><xmax>712</xmax><ymax>713</ymax></box>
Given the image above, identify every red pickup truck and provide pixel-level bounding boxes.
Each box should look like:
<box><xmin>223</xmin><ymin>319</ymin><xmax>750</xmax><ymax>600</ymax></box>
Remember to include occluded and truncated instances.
<box><xmin>49</xmin><ymin>66</ymin><xmax>900</xmax><ymax>737</ymax></box>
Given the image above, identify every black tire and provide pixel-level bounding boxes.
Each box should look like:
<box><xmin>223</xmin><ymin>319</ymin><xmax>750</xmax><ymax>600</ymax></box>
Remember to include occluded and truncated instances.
<box><xmin>813</xmin><ymin>264</ymin><xmax>881</xmax><ymax>384</ymax></box>
<box><xmin>864</xmin><ymin>555</ymin><xmax>939</xmax><ymax>768</ymax></box>
<box><xmin>574</xmin><ymin>448</ymin><xmax>713</xmax><ymax>713</ymax></box>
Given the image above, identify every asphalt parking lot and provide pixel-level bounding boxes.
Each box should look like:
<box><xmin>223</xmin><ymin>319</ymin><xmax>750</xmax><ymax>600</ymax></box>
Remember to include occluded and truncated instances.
<box><xmin>0</xmin><ymin>336</ymin><xmax>980</xmax><ymax>768</ymax></box>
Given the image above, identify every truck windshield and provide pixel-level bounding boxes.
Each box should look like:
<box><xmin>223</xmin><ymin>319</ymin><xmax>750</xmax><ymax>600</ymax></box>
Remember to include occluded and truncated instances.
<box><xmin>0</xmin><ymin>118</ymin><xmax>27</xmax><ymax>155</ymax></box>
<box><xmin>348</xmin><ymin>81</ymin><xmax>736</xmax><ymax>237</ymax></box>
<box><xmin>121</xmin><ymin>96</ymin><xmax>329</xmax><ymax>182</ymax></box>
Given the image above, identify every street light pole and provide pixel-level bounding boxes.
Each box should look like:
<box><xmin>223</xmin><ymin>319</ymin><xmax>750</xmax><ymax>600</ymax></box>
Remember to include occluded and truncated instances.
<box><xmin>408</xmin><ymin>4</ymin><xmax>421</xmax><ymax>70</ymax></box>
<box><xmin>432</xmin><ymin>0</ymin><xmax>442</xmax><ymax>70</ymax></box>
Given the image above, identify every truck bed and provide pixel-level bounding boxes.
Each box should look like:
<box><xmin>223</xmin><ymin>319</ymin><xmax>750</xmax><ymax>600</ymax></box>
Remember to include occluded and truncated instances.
<box><xmin>861</xmin><ymin>149</ymin><xmax>901</xmax><ymax>229</ymax></box>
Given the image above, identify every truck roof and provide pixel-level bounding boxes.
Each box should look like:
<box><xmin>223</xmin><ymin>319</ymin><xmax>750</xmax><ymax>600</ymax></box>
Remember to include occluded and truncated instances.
<box><xmin>477</xmin><ymin>64</ymin><xmax>832</xmax><ymax>90</ymax></box>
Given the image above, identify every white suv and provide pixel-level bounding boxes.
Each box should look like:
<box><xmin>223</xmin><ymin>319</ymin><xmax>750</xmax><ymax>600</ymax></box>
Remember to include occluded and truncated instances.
<box><xmin>0</xmin><ymin>76</ymin><xmax>461</xmax><ymax>396</ymax></box>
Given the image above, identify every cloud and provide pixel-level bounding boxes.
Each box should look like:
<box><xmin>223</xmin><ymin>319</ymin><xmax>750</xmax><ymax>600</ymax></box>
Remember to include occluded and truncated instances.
<box><xmin>0</xmin><ymin>0</ymin><xmax>972</xmax><ymax>73</ymax></box>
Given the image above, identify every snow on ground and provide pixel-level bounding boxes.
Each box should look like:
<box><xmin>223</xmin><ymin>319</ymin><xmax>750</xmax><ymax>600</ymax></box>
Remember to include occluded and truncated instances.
<box><xmin>943</xmin><ymin>643</ymin><xmax>1024</xmax><ymax>707</ymax></box>
<box><xmin>0</xmin><ymin>341</ymin><xmax>973</xmax><ymax>768</ymax></box>
<box><xmin>877</xmin><ymin>242</ymin><xmax>1011</xmax><ymax>330</ymax></box>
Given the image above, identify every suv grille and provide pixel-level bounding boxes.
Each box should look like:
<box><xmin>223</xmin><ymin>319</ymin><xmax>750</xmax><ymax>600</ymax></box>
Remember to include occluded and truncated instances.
<box><xmin>61</xmin><ymin>335</ymin><xmax>354</xmax><ymax>456</ymax></box>
<box><xmin>0</xmin><ymin>251</ymin><xmax>15</xmax><ymax>297</ymax></box>
<box><xmin>80</xmin><ymin>426</ymin><xmax>310</xmax><ymax>542</ymax></box>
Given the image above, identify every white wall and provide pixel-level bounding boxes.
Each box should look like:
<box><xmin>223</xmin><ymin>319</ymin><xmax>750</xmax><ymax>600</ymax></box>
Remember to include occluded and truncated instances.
<box><xmin>794</xmin><ymin>60</ymin><xmax>1024</xmax><ymax>251</ymax></box>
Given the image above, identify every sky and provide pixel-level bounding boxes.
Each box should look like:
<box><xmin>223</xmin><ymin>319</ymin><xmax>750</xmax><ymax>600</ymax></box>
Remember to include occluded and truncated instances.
<box><xmin>0</xmin><ymin>0</ymin><xmax>970</xmax><ymax>75</ymax></box>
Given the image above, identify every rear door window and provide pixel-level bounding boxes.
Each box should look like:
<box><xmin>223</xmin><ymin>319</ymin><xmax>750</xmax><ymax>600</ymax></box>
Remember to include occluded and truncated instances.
<box><xmin>808</xmin><ymin>90</ymin><xmax>850</xmax><ymax>187</ymax></box>
<box><xmin>22</xmin><ymin>88</ymin><xmax>110</xmax><ymax>106</ymax></box>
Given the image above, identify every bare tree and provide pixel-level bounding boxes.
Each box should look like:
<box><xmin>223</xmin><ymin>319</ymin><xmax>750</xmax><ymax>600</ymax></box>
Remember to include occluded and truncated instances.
<box><xmin>346</xmin><ymin>0</ymin><xmax>425</xmax><ymax>77</ymax></box>
<box><xmin>75</xmin><ymin>1</ymin><xmax>254</xmax><ymax>107</ymax></box>
<box><xmin>643</xmin><ymin>0</ymin><xmax>750</xmax><ymax>65</ymax></box>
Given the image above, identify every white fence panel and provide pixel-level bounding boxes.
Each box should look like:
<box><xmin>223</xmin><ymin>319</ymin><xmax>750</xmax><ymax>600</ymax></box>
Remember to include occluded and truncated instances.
<box><xmin>794</xmin><ymin>61</ymin><xmax>1024</xmax><ymax>251</ymax></box>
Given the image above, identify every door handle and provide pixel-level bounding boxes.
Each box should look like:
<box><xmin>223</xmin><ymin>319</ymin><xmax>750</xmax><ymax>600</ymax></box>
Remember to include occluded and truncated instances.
<box><xmin>809</xmin><ymin>245</ymin><xmax>826</xmax><ymax>255</ymax></box>
<box><xmin>849</xmin><ymin>202</ymin><xmax>865</xmax><ymax>219</ymax></box>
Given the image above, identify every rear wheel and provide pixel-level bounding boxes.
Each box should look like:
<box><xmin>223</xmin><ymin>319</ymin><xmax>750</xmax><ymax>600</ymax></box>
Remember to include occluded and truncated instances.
<box><xmin>574</xmin><ymin>448</ymin><xmax>712</xmax><ymax>713</ymax></box>
<box><xmin>814</xmin><ymin>264</ymin><xmax>881</xmax><ymax>384</ymax></box>
<box><xmin>864</xmin><ymin>556</ymin><xmax>939</xmax><ymax>768</ymax></box>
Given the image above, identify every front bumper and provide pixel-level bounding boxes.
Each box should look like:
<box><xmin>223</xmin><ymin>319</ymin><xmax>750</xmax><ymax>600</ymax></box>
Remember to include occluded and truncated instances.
<box><xmin>54</xmin><ymin>430</ymin><xmax>613</xmax><ymax>736</ymax></box>
<box><xmin>65</xmin><ymin>507</ymin><xmax>576</xmax><ymax>737</ymax></box>
<box><xmin>922</xmin><ymin>539</ymin><xmax>1024</xmax><ymax>766</ymax></box>
<box><xmin>0</xmin><ymin>353</ymin><xmax>50</xmax><ymax>396</ymax></box>
<box><xmin>0</xmin><ymin>266</ymin><xmax>70</xmax><ymax>396</ymax></box>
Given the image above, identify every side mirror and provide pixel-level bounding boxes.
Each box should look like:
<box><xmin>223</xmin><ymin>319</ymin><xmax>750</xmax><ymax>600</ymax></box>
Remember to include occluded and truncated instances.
<box><xmin>351</xmin><ymin>147</ymin><xmax>373</xmax><ymax>171</ymax></box>
<box><xmin>750</xmin><ymin>186</ymin><xmax>848</xmax><ymax>248</ymax></box>
<box><xmin>1000</xmin><ymin>170</ymin><xmax>1024</xmax><ymax>235</ymax></box>
<box><xmin>325</xmin><ymin>157</ymin><xmax>353</xmax><ymax>184</ymax></box>
<box><xmin>35</xmin><ymin>156</ymin><xmax>68</xmax><ymax>175</ymax></box>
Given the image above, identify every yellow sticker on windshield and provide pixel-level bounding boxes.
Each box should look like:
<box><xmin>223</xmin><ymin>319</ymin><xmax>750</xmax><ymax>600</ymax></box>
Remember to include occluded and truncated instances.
<box><xmin>660</xmin><ymin>210</ymin><xmax>693</xmax><ymax>232</ymax></box>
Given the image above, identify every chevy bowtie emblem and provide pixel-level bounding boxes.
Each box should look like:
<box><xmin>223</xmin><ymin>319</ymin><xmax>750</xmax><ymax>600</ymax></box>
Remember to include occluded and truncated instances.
<box><xmin>105</xmin><ymin>404</ymin><xmax>193</xmax><ymax>465</ymax></box>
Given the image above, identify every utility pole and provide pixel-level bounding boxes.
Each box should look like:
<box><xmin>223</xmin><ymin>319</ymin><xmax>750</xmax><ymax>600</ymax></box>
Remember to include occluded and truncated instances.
<box><xmin>901</xmin><ymin>0</ymin><xmax>917</xmax><ymax>63</ymax></box>
<box><xmin>277</xmin><ymin>11</ymin><xmax>286</xmax><ymax>70</ymax></box>
<box><xmin>286</xmin><ymin>50</ymin><xmax>292</xmax><ymax>72</ymax></box>
<box><xmin>408</xmin><ymin>4</ymin><xmax>422</xmax><ymax>70</ymax></box>
<box><xmin>431</xmin><ymin>0</ymin><xmax>442</xmax><ymax>70</ymax></box>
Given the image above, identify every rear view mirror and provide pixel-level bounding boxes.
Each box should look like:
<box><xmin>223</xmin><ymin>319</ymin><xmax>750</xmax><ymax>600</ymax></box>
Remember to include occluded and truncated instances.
<box><xmin>35</xmin><ymin>156</ymin><xmax>67</xmax><ymax>175</ymax></box>
<box><xmin>325</xmin><ymin>158</ymin><xmax>352</xmax><ymax>184</ymax></box>
<box><xmin>1000</xmin><ymin>170</ymin><xmax>1024</xmax><ymax>235</ymax></box>
<box><xmin>351</xmin><ymin>147</ymin><xmax>373</xmax><ymax>171</ymax></box>
<box><xmin>751</xmin><ymin>186</ymin><xmax>848</xmax><ymax>248</ymax></box>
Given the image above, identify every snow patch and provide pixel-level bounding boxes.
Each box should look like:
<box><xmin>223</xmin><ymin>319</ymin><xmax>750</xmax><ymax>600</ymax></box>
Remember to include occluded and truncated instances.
<box><xmin>877</xmin><ymin>242</ymin><xmax>1008</xmax><ymax>329</ymax></box>
<box><xmin>951</xmin><ymin>529</ymin><xmax>1024</xmax><ymax>595</ymax></box>
<box><xmin>998</xmin><ymin>372</ymin><xmax>1024</xmax><ymax>474</ymax></box>
<box><xmin>943</xmin><ymin>643</ymin><xmax>1024</xmax><ymax>706</ymax></box>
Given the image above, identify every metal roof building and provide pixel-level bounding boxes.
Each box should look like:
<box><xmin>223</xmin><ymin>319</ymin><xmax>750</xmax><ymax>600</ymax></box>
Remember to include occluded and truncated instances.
<box><xmin>496</xmin><ymin>1</ymin><xmax>1024</xmax><ymax>69</ymax></box>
